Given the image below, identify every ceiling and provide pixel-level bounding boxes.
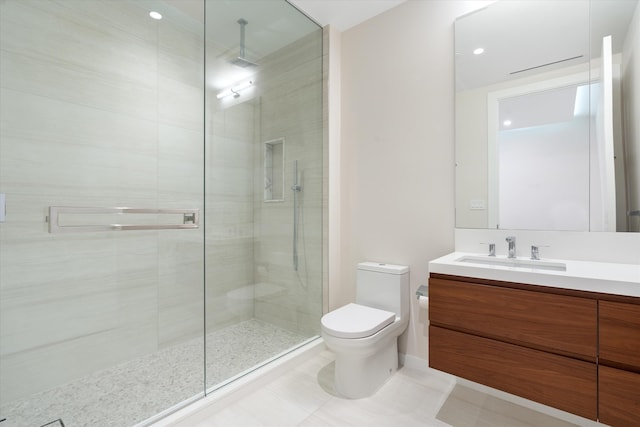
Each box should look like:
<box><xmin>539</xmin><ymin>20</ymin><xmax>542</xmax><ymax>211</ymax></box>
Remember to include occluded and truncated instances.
<box><xmin>163</xmin><ymin>0</ymin><xmax>406</xmax><ymax>33</ymax></box>
<box><xmin>160</xmin><ymin>0</ymin><xmax>638</xmax><ymax>95</ymax></box>
<box><xmin>456</xmin><ymin>0</ymin><xmax>639</xmax><ymax>91</ymax></box>
<box><xmin>159</xmin><ymin>0</ymin><xmax>407</xmax><ymax>92</ymax></box>
<box><xmin>162</xmin><ymin>0</ymin><xmax>407</xmax><ymax>58</ymax></box>
<box><xmin>288</xmin><ymin>0</ymin><xmax>406</xmax><ymax>31</ymax></box>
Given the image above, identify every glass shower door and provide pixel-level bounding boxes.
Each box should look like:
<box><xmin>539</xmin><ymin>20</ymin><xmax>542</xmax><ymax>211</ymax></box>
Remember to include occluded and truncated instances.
<box><xmin>0</xmin><ymin>1</ymin><xmax>205</xmax><ymax>425</ymax></box>
<box><xmin>0</xmin><ymin>0</ymin><xmax>324</xmax><ymax>424</ymax></box>
<box><xmin>203</xmin><ymin>0</ymin><xmax>324</xmax><ymax>392</ymax></box>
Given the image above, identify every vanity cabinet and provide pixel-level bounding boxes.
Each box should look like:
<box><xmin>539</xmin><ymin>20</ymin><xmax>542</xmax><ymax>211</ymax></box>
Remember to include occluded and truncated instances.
<box><xmin>599</xmin><ymin>300</ymin><xmax>640</xmax><ymax>369</ymax></box>
<box><xmin>598</xmin><ymin>300</ymin><xmax>640</xmax><ymax>426</ymax></box>
<box><xmin>429</xmin><ymin>252</ymin><xmax>640</xmax><ymax>427</ymax></box>
<box><xmin>428</xmin><ymin>275</ymin><xmax>598</xmax><ymax>420</ymax></box>
<box><xmin>428</xmin><ymin>277</ymin><xmax>597</xmax><ymax>360</ymax></box>
<box><xmin>429</xmin><ymin>326</ymin><xmax>597</xmax><ymax>419</ymax></box>
<box><xmin>599</xmin><ymin>366</ymin><xmax>640</xmax><ymax>427</ymax></box>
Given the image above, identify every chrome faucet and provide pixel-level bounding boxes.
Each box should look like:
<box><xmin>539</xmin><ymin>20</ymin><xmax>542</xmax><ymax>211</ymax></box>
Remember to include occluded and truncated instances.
<box><xmin>531</xmin><ymin>245</ymin><xmax>540</xmax><ymax>260</ymax></box>
<box><xmin>488</xmin><ymin>243</ymin><xmax>496</xmax><ymax>257</ymax></box>
<box><xmin>506</xmin><ymin>236</ymin><xmax>516</xmax><ymax>259</ymax></box>
<box><xmin>480</xmin><ymin>242</ymin><xmax>496</xmax><ymax>256</ymax></box>
<box><xmin>530</xmin><ymin>244</ymin><xmax>548</xmax><ymax>260</ymax></box>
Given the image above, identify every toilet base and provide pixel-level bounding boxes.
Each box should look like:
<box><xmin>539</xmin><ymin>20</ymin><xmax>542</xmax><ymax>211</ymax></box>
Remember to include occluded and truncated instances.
<box><xmin>333</xmin><ymin>338</ymin><xmax>398</xmax><ymax>399</ymax></box>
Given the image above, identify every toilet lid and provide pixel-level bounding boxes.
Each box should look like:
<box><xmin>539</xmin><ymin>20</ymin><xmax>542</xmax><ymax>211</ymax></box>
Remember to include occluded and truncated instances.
<box><xmin>321</xmin><ymin>303</ymin><xmax>396</xmax><ymax>339</ymax></box>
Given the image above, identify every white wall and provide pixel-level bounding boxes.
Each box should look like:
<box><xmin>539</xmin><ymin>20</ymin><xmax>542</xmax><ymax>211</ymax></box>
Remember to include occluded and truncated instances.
<box><xmin>333</xmin><ymin>0</ymin><xmax>640</xmax><ymax>364</ymax></box>
<box><xmin>335</xmin><ymin>1</ymin><xmax>486</xmax><ymax>361</ymax></box>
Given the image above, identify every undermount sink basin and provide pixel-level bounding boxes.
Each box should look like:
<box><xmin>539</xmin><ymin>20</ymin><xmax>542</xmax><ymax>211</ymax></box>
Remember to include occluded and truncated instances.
<box><xmin>455</xmin><ymin>255</ymin><xmax>567</xmax><ymax>272</ymax></box>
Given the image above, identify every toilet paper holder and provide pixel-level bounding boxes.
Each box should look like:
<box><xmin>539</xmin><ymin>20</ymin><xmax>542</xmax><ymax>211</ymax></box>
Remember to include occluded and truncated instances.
<box><xmin>416</xmin><ymin>285</ymin><xmax>428</xmax><ymax>299</ymax></box>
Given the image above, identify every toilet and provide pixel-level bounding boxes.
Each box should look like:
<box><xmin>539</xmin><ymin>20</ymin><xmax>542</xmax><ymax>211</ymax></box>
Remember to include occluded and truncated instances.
<box><xmin>321</xmin><ymin>262</ymin><xmax>409</xmax><ymax>399</ymax></box>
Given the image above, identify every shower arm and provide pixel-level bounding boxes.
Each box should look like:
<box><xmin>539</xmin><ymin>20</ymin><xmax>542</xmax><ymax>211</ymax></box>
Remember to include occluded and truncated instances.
<box><xmin>238</xmin><ymin>18</ymin><xmax>248</xmax><ymax>59</ymax></box>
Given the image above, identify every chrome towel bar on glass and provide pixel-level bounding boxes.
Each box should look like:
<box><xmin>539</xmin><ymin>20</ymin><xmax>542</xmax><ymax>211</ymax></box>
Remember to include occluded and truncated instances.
<box><xmin>47</xmin><ymin>206</ymin><xmax>199</xmax><ymax>233</ymax></box>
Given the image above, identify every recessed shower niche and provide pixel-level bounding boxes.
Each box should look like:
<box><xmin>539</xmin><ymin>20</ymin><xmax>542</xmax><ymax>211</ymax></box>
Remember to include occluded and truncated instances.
<box><xmin>264</xmin><ymin>138</ymin><xmax>285</xmax><ymax>202</ymax></box>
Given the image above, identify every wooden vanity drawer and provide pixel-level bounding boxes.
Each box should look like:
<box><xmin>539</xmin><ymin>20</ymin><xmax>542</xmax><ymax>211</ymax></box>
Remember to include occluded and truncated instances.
<box><xmin>599</xmin><ymin>300</ymin><xmax>640</xmax><ymax>370</ymax></box>
<box><xmin>599</xmin><ymin>365</ymin><xmax>640</xmax><ymax>426</ymax></box>
<box><xmin>429</xmin><ymin>277</ymin><xmax>597</xmax><ymax>360</ymax></box>
<box><xmin>429</xmin><ymin>326</ymin><xmax>597</xmax><ymax>420</ymax></box>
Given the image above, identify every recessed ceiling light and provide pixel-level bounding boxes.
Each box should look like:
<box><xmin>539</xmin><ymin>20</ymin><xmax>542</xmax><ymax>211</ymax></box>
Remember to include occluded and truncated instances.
<box><xmin>503</xmin><ymin>120</ymin><xmax>512</xmax><ymax>127</ymax></box>
<box><xmin>473</xmin><ymin>48</ymin><xmax>485</xmax><ymax>55</ymax></box>
<box><xmin>149</xmin><ymin>11</ymin><xmax>163</xmax><ymax>20</ymax></box>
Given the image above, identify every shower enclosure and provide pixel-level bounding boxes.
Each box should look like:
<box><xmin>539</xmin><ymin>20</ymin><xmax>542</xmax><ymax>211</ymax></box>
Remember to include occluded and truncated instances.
<box><xmin>0</xmin><ymin>1</ymin><xmax>324</xmax><ymax>425</ymax></box>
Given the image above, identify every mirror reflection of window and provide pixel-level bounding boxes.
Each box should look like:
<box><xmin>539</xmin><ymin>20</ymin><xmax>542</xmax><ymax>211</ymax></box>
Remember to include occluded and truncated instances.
<box><xmin>497</xmin><ymin>85</ymin><xmax>590</xmax><ymax>230</ymax></box>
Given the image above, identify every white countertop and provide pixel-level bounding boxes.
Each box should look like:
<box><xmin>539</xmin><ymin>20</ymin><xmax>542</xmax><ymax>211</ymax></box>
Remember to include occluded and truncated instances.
<box><xmin>429</xmin><ymin>252</ymin><xmax>640</xmax><ymax>298</ymax></box>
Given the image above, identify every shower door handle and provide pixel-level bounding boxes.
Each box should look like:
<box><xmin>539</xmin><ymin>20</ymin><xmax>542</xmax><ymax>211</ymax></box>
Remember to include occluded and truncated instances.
<box><xmin>47</xmin><ymin>206</ymin><xmax>200</xmax><ymax>233</ymax></box>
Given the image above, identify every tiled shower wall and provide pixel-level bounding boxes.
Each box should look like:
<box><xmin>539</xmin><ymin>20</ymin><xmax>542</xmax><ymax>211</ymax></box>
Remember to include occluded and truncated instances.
<box><xmin>205</xmin><ymin>100</ymin><xmax>256</xmax><ymax>331</ymax></box>
<box><xmin>0</xmin><ymin>0</ymin><xmax>324</xmax><ymax>407</ymax></box>
<box><xmin>203</xmin><ymin>29</ymin><xmax>323</xmax><ymax>339</ymax></box>
<box><xmin>252</xmin><ymin>31</ymin><xmax>324</xmax><ymax>337</ymax></box>
<box><xmin>0</xmin><ymin>1</ymin><xmax>205</xmax><ymax>404</ymax></box>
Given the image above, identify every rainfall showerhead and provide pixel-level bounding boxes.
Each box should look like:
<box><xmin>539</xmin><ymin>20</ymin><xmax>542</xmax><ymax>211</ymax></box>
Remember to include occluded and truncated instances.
<box><xmin>231</xmin><ymin>18</ymin><xmax>258</xmax><ymax>68</ymax></box>
<box><xmin>231</xmin><ymin>56</ymin><xmax>258</xmax><ymax>68</ymax></box>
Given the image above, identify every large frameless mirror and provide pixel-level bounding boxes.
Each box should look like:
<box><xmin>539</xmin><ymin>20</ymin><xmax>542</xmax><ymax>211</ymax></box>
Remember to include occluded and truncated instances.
<box><xmin>455</xmin><ymin>0</ymin><xmax>640</xmax><ymax>232</ymax></box>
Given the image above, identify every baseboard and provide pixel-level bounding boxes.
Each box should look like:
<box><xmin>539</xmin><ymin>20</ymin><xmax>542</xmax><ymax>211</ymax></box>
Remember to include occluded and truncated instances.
<box><xmin>400</xmin><ymin>353</ymin><xmax>428</xmax><ymax>371</ymax></box>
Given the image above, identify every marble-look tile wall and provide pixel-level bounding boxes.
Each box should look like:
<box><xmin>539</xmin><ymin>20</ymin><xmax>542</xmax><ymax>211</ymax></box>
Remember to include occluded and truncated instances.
<box><xmin>0</xmin><ymin>1</ymin><xmax>205</xmax><ymax>404</ymax></box>
<box><xmin>205</xmin><ymin>99</ymin><xmax>256</xmax><ymax>332</ymax></box>
<box><xmin>203</xmin><ymin>29</ymin><xmax>324</xmax><ymax>340</ymax></box>
<box><xmin>252</xmin><ymin>31</ymin><xmax>324</xmax><ymax>337</ymax></box>
<box><xmin>0</xmin><ymin>0</ymin><xmax>324</xmax><ymax>408</ymax></box>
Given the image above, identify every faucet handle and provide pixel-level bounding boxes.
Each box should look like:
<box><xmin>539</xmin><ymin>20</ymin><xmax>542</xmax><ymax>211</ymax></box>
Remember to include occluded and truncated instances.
<box><xmin>530</xmin><ymin>244</ymin><xmax>549</xmax><ymax>260</ymax></box>
<box><xmin>480</xmin><ymin>242</ymin><xmax>496</xmax><ymax>256</ymax></box>
<box><xmin>506</xmin><ymin>236</ymin><xmax>517</xmax><ymax>259</ymax></box>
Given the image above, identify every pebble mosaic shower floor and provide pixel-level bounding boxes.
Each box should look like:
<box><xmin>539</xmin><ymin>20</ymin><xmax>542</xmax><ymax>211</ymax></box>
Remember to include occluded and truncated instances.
<box><xmin>0</xmin><ymin>319</ymin><xmax>307</xmax><ymax>427</ymax></box>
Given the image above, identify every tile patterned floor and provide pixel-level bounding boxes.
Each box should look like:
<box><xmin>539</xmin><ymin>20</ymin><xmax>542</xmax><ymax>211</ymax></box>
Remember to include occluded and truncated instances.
<box><xmin>3</xmin><ymin>342</ymin><xmax>602</xmax><ymax>427</ymax></box>
<box><xmin>174</xmin><ymin>350</ymin><xmax>597</xmax><ymax>427</ymax></box>
<box><xmin>0</xmin><ymin>320</ymin><xmax>306</xmax><ymax>427</ymax></box>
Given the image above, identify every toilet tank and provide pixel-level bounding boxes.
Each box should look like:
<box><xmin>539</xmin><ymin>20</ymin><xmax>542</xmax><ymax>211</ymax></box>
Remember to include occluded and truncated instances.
<box><xmin>356</xmin><ymin>262</ymin><xmax>409</xmax><ymax>318</ymax></box>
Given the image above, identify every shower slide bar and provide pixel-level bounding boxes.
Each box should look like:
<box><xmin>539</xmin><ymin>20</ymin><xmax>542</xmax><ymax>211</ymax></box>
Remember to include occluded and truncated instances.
<box><xmin>47</xmin><ymin>206</ymin><xmax>199</xmax><ymax>234</ymax></box>
<box><xmin>291</xmin><ymin>160</ymin><xmax>301</xmax><ymax>271</ymax></box>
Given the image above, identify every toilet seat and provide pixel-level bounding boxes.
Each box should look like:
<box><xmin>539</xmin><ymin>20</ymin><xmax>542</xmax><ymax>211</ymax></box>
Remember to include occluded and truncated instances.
<box><xmin>321</xmin><ymin>303</ymin><xmax>396</xmax><ymax>339</ymax></box>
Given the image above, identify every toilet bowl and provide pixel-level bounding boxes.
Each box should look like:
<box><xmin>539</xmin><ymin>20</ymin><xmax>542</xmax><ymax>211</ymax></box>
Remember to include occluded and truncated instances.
<box><xmin>321</xmin><ymin>262</ymin><xmax>409</xmax><ymax>399</ymax></box>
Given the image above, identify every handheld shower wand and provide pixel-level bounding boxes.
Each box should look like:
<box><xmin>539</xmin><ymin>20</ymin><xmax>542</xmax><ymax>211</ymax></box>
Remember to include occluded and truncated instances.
<box><xmin>292</xmin><ymin>160</ymin><xmax>302</xmax><ymax>271</ymax></box>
